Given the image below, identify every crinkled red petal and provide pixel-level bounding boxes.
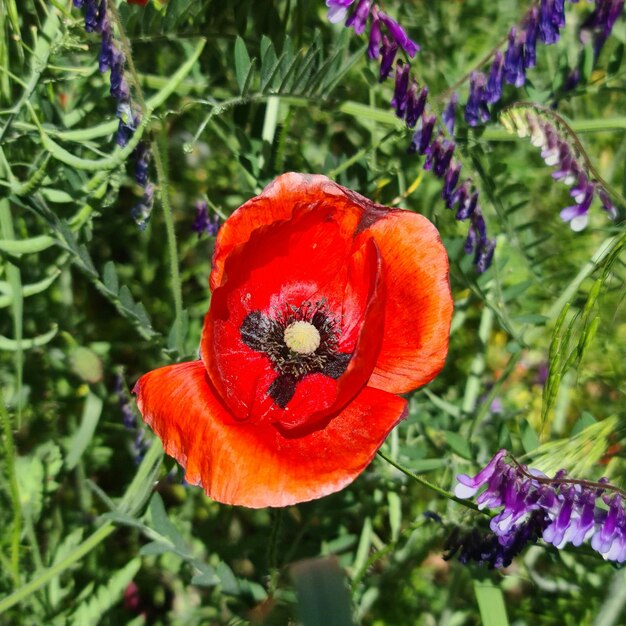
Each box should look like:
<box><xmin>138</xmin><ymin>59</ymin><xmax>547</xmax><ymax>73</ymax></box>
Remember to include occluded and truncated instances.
<box><xmin>134</xmin><ymin>361</ymin><xmax>407</xmax><ymax>508</ymax></box>
<box><xmin>210</xmin><ymin>173</ymin><xmax>362</xmax><ymax>291</ymax></box>
<box><xmin>210</xmin><ymin>173</ymin><xmax>452</xmax><ymax>395</ymax></box>
<box><xmin>363</xmin><ymin>210</ymin><xmax>452</xmax><ymax>393</ymax></box>
<box><xmin>202</xmin><ymin>205</ymin><xmax>384</xmax><ymax>431</ymax></box>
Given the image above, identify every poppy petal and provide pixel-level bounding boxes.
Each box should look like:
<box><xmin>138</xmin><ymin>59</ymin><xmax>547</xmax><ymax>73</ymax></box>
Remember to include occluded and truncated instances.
<box><xmin>365</xmin><ymin>210</ymin><xmax>453</xmax><ymax>393</ymax></box>
<box><xmin>210</xmin><ymin>173</ymin><xmax>362</xmax><ymax>291</ymax></box>
<box><xmin>202</xmin><ymin>205</ymin><xmax>384</xmax><ymax>431</ymax></box>
<box><xmin>134</xmin><ymin>361</ymin><xmax>408</xmax><ymax>508</ymax></box>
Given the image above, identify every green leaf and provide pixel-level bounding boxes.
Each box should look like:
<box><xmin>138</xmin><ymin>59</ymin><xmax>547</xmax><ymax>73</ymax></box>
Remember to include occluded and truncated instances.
<box><xmin>118</xmin><ymin>438</ymin><xmax>163</xmax><ymax>516</ymax></box>
<box><xmin>387</xmin><ymin>491</ymin><xmax>402</xmax><ymax>542</ymax></box>
<box><xmin>444</xmin><ymin>431</ymin><xmax>472</xmax><ymax>459</ymax></box>
<box><xmin>48</xmin><ymin>528</ymin><xmax>85</xmax><ymax>609</ymax></box>
<box><xmin>216</xmin><ymin>561</ymin><xmax>239</xmax><ymax>594</ymax></box>
<box><xmin>0</xmin><ymin>324</ymin><xmax>58</xmax><ymax>350</ymax></box>
<box><xmin>16</xmin><ymin>454</ymin><xmax>44</xmax><ymax>522</ymax></box>
<box><xmin>65</xmin><ymin>392</ymin><xmax>103</xmax><ymax>470</ymax></box>
<box><xmin>521</xmin><ymin>421</ymin><xmax>540</xmax><ymax>453</ymax></box>
<box><xmin>0</xmin><ymin>234</ymin><xmax>56</xmax><ymax>256</ymax></box>
<box><xmin>474</xmin><ymin>581</ymin><xmax>509</xmax><ymax>626</ymax></box>
<box><xmin>292</xmin><ymin>558</ymin><xmax>355</xmax><ymax>626</ymax></box>
<box><xmin>234</xmin><ymin>36</ymin><xmax>252</xmax><ymax>93</ymax></box>
<box><xmin>139</xmin><ymin>541</ymin><xmax>170</xmax><ymax>557</ymax></box>
<box><xmin>40</xmin><ymin>188</ymin><xmax>74</xmax><ymax>203</ymax></box>
<box><xmin>102</xmin><ymin>261</ymin><xmax>119</xmax><ymax>295</ymax></box>
<box><xmin>191</xmin><ymin>571</ymin><xmax>220</xmax><ymax>587</ymax></box>
<box><xmin>0</xmin><ymin>271</ymin><xmax>60</xmax><ymax>307</ymax></box>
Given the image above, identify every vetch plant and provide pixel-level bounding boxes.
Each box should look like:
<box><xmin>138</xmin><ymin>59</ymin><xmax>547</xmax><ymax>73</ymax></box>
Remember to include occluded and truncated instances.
<box><xmin>500</xmin><ymin>103</ymin><xmax>622</xmax><ymax>231</ymax></box>
<box><xmin>455</xmin><ymin>449</ymin><xmax>626</xmax><ymax>564</ymax></box>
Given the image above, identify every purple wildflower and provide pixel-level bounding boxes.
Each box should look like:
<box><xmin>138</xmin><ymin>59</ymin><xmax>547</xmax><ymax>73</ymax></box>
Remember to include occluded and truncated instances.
<box><xmin>324</xmin><ymin>0</ymin><xmax>493</xmax><ymax>272</ymax></box>
<box><xmin>131</xmin><ymin>183</ymin><xmax>154</xmax><ymax>230</ymax></box>
<box><xmin>539</xmin><ymin>0</ymin><xmax>562</xmax><ymax>44</ymax></box>
<box><xmin>325</xmin><ymin>0</ymin><xmax>355</xmax><ymax>24</ymax></box>
<box><xmin>465</xmin><ymin>72</ymin><xmax>490</xmax><ymax>126</ymax></box>
<box><xmin>502</xmin><ymin>106</ymin><xmax>620</xmax><ymax>230</ymax></box>
<box><xmin>74</xmin><ymin>0</ymin><xmax>138</xmax><ymax>147</ymax></box>
<box><xmin>441</xmin><ymin>162</ymin><xmax>461</xmax><ymax>207</ymax></box>
<box><xmin>524</xmin><ymin>7</ymin><xmax>540</xmax><ymax>69</ymax></box>
<box><xmin>84</xmin><ymin>0</ymin><xmax>101</xmax><ymax>33</ymax></box>
<box><xmin>485</xmin><ymin>52</ymin><xmax>504</xmax><ymax>104</ymax></box>
<box><xmin>345</xmin><ymin>0</ymin><xmax>371</xmax><ymax>35</ymax></box>
<box><xmin>456</xmin><ymin>186</ymin><xmax>479</xmax><ymax>221</ymax></box>
<box><xmin>115</xmin><ymin>102</ymin><xmax>138</xmax><ymax>148</ymax></box>
<box><xmin>581</xmin><ymin>0</ymin><xmax>625</xmax><ymax>56</ymax></box>
<box><xmin>134</xmin><ymin>142</ymin><xmax>151</xmax><ymax>187</ymax></box>
<box><xmin>444</xmin><ymin>511</ymin><xmax>548</xmax><ymax>569</ymax></box>
<box><xmin>192</xmin><ymin>200</ymin><xmax>221</xmax><ymax>236</ymax></box>
<box><xmin>378</xmin><ymin>11</ymin><xmax>420</xmax><ymax>57</ymax></box>
<box><xmin>408</xmin><ymin>114</ymin><xmax>435</xmax><ymax>156</ymax></box>
<box><xmin>378</xmin><ymin>35</ymin><xmax>398</xmax><ymax>81</ymax></box>
<box><xmin>503</xmin><ymin>28</ymin><xmax>526</xmax><ymax>87</ymax></box>
<box><xmin>442</xmin><ymin>93</ymin><xmax>458</xmax><ymax>135</ymax></box>
<box><xmin>598</xmin><ymin>188</ymin><xmax>618</xmax><ymax>219</ymax></box>
<box><xmin>391</xmin><ymin>61</ymin><xmax>410</xmax><ymax>118</ymax></box>
<box><xmin>404</xmin><ymin>83</ymin><xmax>428</xmax><ymax>128</ymax></box>
<box><xmin>115</xmin><ymin>373</ymin><xmax>137</xmax><ymax>430</ymax></box>
<box><xmin>109</xmin><ymin>48</ymin><xmax>130</xmax><ymax>101</ymax></box>
<box><xmin>455</xmin><ymin>449</ymin><xmax>626</xmax><ymax>564</ymax></box>
<box><xmin>367</xmin><ymin>6</ymin><xmax>383</xmax><ymax>58</ymax></box>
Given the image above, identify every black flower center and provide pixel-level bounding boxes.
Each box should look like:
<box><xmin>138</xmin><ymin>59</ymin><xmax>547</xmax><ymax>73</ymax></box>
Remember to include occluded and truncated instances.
<box><xmin>240</xmin><ymin>300</ymin><xmax>351</xmax><ymax>408</ymax></box>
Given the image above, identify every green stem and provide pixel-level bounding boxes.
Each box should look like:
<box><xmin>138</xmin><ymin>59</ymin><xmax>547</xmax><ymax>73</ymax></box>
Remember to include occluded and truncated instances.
<box><xmin>267</xmin><ymin>508</ymin><xmax>284</xmax><ymax>594</ymax></box>
<box><xmin>481</xmin><ymin>117</ymin><xmax>626</xmax><ymax>141</ymax></box>
<box><xmin>336</xmin><ymin>102</ymin><xmax>626</xmax><ymax>138</ymax></box>
<box><xmin>108</xmin><ymin>2</ymin><xmax>185</xmax><ymax>354</ymax></box>
<box><xmin>152</xmin><ymin>131</ymin><xmax>184</xmax><ymax>354</ymax></box>
<box><xmin>0</xmin><ymin>389</ymin><xmax>22</xmax><ymax>587</ymax></box>
<box><xmin>377</xmin><ymin>450</ymin><xmax>480</xmax><ymax>512</ymax></box>
<box><xmin>462</xmin><ymin>305</ymin><xmax>494</xmax><ymax>418</ymax></box>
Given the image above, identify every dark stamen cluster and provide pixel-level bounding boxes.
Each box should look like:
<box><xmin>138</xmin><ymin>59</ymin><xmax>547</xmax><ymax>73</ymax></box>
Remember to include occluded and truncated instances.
<box><xmin>240</xmin><ymin>300</ymin><xmax>351</xmax><ymax>408</ymax></box>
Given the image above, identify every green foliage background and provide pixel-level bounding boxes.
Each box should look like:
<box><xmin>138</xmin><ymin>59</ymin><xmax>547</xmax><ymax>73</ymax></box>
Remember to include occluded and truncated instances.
<box><xmin>0</xmin><ymin>0</ymin><xmax>625</xmax><ymax>624</ymax></box>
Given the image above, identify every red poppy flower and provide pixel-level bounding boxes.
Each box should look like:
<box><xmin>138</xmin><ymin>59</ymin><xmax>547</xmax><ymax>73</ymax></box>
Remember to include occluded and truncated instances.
<box><xmin>127</xmin><ymin>0</ymin><xmax>149</xmax><ymax>5</ymax></box>
<box><xmin>134</xmin><ymin>173</ymin><xmax>452</xmax><ymax>508</ymax></box>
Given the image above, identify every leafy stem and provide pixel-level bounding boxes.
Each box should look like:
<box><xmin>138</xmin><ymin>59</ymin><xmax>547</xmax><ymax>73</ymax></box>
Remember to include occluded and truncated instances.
<box><xmin>377</xmin><ymin>450</ymin><xmax>480</xmax><ymax>512</ymax></box>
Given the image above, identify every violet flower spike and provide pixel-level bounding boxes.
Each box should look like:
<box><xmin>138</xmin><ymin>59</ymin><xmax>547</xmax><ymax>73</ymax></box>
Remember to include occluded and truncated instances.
<box><xmin>539</xmin><ymin>0</ymin><xmax>562</xmax><ymax>45</ymax></box>
<box><xmin>456</xmin><ymin>450</ymin><xmax>626</xmax><ymax>564</ymax></box>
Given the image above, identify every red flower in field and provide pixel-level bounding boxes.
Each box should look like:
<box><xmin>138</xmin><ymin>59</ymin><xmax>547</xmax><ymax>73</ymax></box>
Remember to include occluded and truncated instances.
<box><xmin>127</xmin><ymin>0</ymin><xmax>149</xmax><ymax>5</ymax></box>
<box><xmin>134</xmin><ymin>173</ymin><xmax>452</xmax><ymax>508</ymax></box>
